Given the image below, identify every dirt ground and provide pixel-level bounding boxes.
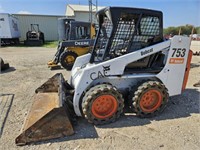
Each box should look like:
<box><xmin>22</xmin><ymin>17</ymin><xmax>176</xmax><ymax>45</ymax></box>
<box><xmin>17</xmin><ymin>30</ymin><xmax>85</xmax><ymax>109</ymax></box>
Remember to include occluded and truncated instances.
<box><xmin>191</xmin><ymin>41</ymin><xmax>200</xmax><ymax>53</ymax></box>
<box><xmin>0</xmin><ymin>46</ymin><xmax>199</xmax><ymax>150</ymax></box>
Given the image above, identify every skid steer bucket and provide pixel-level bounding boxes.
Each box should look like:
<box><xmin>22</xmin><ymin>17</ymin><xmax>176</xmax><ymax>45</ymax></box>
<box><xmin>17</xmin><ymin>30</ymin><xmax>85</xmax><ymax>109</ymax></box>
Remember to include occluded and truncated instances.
<box><xmin>15</xmin><ymin>73</ymin><xmax>74</xmax><ymax>146</ymax></box>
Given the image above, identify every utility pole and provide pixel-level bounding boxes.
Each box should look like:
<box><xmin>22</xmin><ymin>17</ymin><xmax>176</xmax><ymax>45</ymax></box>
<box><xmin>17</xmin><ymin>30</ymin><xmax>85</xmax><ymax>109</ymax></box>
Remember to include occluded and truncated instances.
<box><xmin>88</xmin><ymin>0</ymin><xmax>98</xmax><ymax>23</ymax></box>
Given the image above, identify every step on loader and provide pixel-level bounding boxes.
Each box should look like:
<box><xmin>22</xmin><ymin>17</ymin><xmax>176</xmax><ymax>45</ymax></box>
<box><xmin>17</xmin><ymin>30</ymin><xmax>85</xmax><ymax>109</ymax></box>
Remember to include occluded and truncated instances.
<box><xmin>48</xmin><ymin>19</ymin><xmax>96</xmax><ymax>70</ymax></box>
<box><xmin>16</xmin><ymin>7</ymin><xmax>192</xmax><ymax>146</ymax></box>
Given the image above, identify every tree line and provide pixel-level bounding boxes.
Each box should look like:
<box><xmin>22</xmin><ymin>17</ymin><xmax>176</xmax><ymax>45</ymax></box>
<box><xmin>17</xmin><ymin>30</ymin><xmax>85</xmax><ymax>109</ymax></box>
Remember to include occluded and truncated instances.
<box><xmin>164</xmin><ymin>25</ymin><xmax>200</xmax><ymax>35</ymax></box>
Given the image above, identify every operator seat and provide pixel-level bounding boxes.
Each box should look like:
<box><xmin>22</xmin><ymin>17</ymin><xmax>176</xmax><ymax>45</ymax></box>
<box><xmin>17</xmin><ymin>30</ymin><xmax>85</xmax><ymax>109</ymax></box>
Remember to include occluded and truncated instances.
<box><xmin>125</xmin><ymin>36</ymin><xmax>165</xmax><ymax>72</ymax></box>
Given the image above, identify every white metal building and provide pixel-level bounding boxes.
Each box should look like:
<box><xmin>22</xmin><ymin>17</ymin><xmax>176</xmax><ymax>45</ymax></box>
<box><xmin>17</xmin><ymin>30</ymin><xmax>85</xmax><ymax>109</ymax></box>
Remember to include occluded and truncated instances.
<box><xmin>65</xmin><ymin>4</ymin><xmax>105</xmax><ymax>23</ymax></box>
<box><xmin>13</xmin><ymin>14</ymin><xmax>65</xmax><ymax>41</ymax></box>
<box><xmin>10</xmin><ymin>4</ymin><xmax>105</xmax><ymax>42</ymax></box>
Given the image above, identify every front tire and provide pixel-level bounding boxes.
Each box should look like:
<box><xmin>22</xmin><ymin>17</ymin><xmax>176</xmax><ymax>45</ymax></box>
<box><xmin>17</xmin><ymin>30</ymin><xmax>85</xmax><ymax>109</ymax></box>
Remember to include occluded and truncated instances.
<box><xmin>59</xmin><ymin>51</ymin><xmax>78</xmax><ymax>70</ymax></box>
<box><xmin>82</xmin><ymin>84</ymin><xmax>124</xmax><ymax>125</ymax></box>
<box><xmin>132</xmin><ymin>81</ymin><xmax>169</xmax><ymax>117</ymax></box>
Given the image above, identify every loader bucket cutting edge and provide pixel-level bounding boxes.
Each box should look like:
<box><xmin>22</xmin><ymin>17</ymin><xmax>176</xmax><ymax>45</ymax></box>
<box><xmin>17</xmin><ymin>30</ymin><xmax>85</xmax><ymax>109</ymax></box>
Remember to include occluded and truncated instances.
<box><xmin>15</xmin><ymin>73</ymin><xmax>74</xmax><ymax>146</ymax></box>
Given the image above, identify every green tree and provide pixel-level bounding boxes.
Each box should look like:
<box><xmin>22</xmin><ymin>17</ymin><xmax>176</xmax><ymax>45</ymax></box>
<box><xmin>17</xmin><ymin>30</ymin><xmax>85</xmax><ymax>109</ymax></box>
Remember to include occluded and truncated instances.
<box><xmin>195</xmin><ymin>27</ymin><xmax>200</xmax><ymax>34</ymax></box>
<box><xmin>164</xmin><ymin>25</ymin><xmax>199</xmax><ymax>35</ymax></box>
<box><xmin>164</xmin><ymin>26</ymin><xmax>178</xmax><ymax>35</ymax></box>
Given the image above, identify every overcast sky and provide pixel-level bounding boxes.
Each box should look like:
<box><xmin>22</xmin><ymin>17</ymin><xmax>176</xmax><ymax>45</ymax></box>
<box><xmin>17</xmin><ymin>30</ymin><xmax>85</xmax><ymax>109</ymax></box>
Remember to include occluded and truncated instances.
<box><xmin>0</xmin><ymin>0</ymin><xmax>199</xmax><ymax>27</ymax></box>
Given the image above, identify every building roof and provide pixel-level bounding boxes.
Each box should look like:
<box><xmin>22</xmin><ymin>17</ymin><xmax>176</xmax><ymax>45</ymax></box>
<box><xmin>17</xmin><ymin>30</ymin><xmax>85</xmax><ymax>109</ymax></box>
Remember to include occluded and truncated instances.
<box><xmin>13</xmin><ymin>14</ymin><xmax>65</xmax><ymax>18</ymax></box>
<box><xmin>66</xmin><ymin>4</ymin><xmax>105</xmax><ymax>16</ymax></box>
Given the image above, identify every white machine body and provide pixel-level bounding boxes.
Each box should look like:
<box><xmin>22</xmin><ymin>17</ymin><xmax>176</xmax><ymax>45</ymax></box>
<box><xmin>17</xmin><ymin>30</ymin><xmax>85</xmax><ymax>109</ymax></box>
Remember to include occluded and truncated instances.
<box><xmin>70</xmin><ymin>36</ymin><xmax>191</xmax><ymax>116</ymax></box>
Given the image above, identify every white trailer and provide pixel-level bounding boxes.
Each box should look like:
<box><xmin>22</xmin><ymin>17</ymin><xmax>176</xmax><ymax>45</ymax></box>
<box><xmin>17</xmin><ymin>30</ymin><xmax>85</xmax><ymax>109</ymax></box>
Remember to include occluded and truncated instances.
<box><xmin>0</xmin><ymin>13</ymin><xmax>20</xmax><ymax>45</ymax></box>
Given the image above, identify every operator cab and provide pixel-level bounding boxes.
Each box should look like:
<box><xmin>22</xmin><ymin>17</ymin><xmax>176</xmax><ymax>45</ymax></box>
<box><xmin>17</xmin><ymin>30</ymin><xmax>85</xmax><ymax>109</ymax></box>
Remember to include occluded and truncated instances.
<box><xmin>90</xmin><ymin>7</ymin><xmax>166</xmax><ymax>72</ymax></box>
<box><xmin>58</xmin><ymin>18</ymin><xmax>92</xmax><ymax>41</ymax></box>
<box><xmin>70</xmin><ymin>21</ymin><xmax>91</xmax><ymax>40</ymax></box>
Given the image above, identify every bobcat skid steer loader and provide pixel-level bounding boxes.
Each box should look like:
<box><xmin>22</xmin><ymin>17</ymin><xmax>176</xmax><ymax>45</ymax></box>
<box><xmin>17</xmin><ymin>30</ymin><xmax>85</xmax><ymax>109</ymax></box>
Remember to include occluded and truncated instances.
<box><xmin>16</xmin><ymin>7</ymin><xmax>192</xmax><ymax>146</ymax></box>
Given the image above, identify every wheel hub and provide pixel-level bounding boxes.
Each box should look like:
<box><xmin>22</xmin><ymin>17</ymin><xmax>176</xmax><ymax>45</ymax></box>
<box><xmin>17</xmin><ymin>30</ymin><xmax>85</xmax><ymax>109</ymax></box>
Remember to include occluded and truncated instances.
<box><xmin>65</xmin><ymin>56</ymin><xmax>74</xmax><ymax>64</ymax></box>
<box><xmin>92</xmin><ymin>95</ymin><xmax>118</xmax><ymax>119</ymax></box>
<box><xmin>140</xmin><ymin>89</ymin><xmax>162</xmax><ymax>112</ymax></box>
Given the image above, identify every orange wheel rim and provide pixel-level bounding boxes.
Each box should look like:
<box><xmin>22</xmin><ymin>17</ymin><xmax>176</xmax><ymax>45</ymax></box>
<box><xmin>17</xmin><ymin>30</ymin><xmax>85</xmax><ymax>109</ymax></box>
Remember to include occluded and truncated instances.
<box><xmin>91</xmin><ymin>95</ymin><xmax>118</xmax><ymax>119</ymax></box>
<box><xmin>139</xmin><ymin>89</ymin><xmax>162</xmax><ymax>113</ymax></box>
<box><xmin>65</xmin><ymin>56</ymin><xmax>75</xmax><ymax>64</ymax></box>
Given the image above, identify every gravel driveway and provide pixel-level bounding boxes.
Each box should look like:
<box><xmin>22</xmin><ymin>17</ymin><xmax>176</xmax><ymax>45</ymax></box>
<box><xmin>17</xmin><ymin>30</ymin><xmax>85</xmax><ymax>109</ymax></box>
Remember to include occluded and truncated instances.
<box><xmin>0</xmin><ymin>47</ymin><xmax>199</xmax><ymax>150</ymax></box>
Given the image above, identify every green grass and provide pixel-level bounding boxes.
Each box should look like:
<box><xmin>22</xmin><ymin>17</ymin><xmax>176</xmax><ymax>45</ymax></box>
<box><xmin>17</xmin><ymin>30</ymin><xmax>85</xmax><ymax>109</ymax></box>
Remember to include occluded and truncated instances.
<box><xmin>7</xmin><ymin>41</ymin><xmax>58</xmax><ymax>48</ymax></box>
<box><xmin>42</xmin><ymin>41</ymin><xmax>58</xmax><ymax>48</ymax></box>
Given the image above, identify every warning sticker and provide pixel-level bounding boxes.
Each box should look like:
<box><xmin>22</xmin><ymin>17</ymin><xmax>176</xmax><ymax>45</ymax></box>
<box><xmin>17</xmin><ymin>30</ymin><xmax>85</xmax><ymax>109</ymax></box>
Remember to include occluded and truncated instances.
<box><xmin>169</xmin><ymin>58</ymin><xmax>184</xmax><ymax>64</ymax></box>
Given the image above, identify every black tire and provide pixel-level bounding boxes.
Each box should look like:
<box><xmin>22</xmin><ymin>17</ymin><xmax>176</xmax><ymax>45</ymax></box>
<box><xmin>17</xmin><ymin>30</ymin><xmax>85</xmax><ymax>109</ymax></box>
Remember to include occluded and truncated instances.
<box><xmin>0</xmin><ymin>58</ymin><xmax>9</xmax><ymax>71</ymax></box>
<box><xmin>0</xmin><ymin>57</ymin><xmax>4</xmax><ymax>69</ymax></box>
<box><xmin>59</xmin><ymin>51</ymin><xmax>78</xmax><ymax>70</ymax></box>
<box><xmin>0</xmin><ymin>57</ymin><xmax>4</xmax><ymax>71</ymax></box>
<box><xmin>13</xmin><ymin>38</ymin><xmax>19</xmax><ymax>45</ymax></box>
<box><xmin>82</xmin><ymin>84</ymin><xmax>124</xmax><ymax>125</ymax></box>
<box><xmin>40</xmin><ymin>33</ymin><xmax>45</xmax><ymax>44</ymax></box>
<box><xmin>132</xmin><ymin>81</ymin><xmax>169</xmax><ymax>117</ymax></box>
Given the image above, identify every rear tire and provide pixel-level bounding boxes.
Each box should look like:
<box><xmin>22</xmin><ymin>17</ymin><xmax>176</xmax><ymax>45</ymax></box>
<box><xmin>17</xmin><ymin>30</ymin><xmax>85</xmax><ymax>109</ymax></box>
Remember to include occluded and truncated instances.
<box><xmin>82</xmin><ymin>84</ymin><xmax>124</xmax><ymax>125</ymax></box>
<box><xmin>59</xmin><ymin>51</ymin><xmax>78</xmax><ymax>70</ymax></box>
<box><xmin>132</xmin><ymin>81</ymin><xmax>169</xmax><ymax>117</ymax></box>
<box><xmin>0</xmin><ymin>57</ymin><xmax>9</xmax><ymax>71</ymax></box>
<box><xmin>0</xmin><ymin>57</ymin><xmax>5</xmax><ymax>71</ymax></box>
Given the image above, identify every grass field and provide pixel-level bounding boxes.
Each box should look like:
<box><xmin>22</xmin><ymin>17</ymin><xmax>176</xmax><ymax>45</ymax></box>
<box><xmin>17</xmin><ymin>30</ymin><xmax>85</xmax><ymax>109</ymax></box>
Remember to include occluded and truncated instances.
<box><xmin>4</xmin><ymin>41</ymin><xmax>59</xmax><ymax>48</ymax></box>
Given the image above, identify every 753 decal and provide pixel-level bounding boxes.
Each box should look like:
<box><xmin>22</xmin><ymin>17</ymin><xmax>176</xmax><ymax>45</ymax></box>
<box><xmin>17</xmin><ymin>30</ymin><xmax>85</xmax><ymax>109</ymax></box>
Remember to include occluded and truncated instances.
<box><xmin>169</xmin><ymin>48</ymin><xmax>186</xmax><ymax>64</ymax></box>
<box><xmin>172</xmin><ymin>48</ymin><xmax>186</xmax><ymax>57</ymax></box>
